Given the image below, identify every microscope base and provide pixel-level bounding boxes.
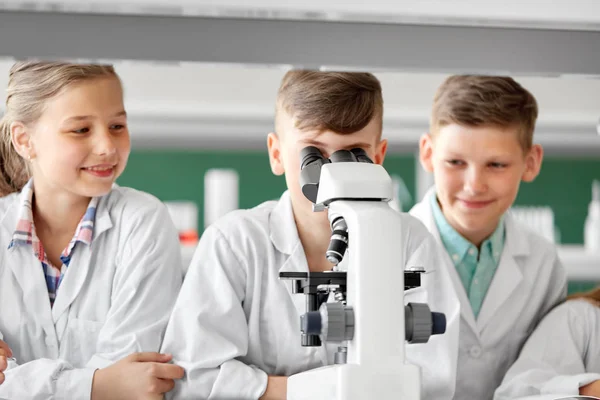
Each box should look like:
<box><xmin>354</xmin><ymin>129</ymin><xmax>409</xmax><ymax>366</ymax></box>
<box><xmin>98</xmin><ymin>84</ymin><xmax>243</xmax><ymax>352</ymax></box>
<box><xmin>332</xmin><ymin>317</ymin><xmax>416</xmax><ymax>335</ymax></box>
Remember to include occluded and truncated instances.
<box><xmin>287</xmin><ymin>362</ymin><xmax>421</xmax><ymax>400</ymax></box>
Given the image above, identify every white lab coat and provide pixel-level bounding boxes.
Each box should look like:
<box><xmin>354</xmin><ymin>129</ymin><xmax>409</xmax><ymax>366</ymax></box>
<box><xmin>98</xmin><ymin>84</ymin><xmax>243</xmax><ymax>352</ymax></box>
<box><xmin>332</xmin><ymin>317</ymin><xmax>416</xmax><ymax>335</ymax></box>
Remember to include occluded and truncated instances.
<box><xmin>0</xmin><ymin>185</ymin><xmax>183</xmax><ymax>400</ymax></box>
<box><xmin>410</xmin><ymin>189</ymin><xmax>567</xmax><ymax>400</ymax></box>
<box><xmin>494</xmin><ymin>299</ymin><xmax>600</xmax><ymax>399</ymax></box>
<box><xmin>161</xmin><ymin>190</ymin><xmax>460</xmax><ymax>400</ymax></box>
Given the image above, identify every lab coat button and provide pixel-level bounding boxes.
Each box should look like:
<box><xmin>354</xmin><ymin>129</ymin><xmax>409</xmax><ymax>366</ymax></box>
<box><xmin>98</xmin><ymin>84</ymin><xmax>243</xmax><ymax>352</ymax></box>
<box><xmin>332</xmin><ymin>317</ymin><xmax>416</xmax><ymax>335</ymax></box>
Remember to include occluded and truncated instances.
<box><xmin>469</xmin><ymin>346</ymin><xmax>482</xmax><ymax>358</ymax></box>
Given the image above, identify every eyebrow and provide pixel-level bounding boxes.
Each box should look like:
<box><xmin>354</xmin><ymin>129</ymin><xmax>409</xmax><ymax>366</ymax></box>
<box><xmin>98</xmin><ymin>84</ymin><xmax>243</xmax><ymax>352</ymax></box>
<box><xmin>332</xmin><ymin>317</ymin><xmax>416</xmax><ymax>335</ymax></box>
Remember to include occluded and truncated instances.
<box><xmin>303</xmin><ymin>139</ymin><xmax>372</xmax><ymax>150</ymax></box>
<box><xmin>445</xmin><ymin>151</ymin><xmax>514</xmax><ymax>159</ymax></box>
<box><xmin>62</xmin><ymin>110</ymin><xmax>127</xmax><ymax>124</ymax></box>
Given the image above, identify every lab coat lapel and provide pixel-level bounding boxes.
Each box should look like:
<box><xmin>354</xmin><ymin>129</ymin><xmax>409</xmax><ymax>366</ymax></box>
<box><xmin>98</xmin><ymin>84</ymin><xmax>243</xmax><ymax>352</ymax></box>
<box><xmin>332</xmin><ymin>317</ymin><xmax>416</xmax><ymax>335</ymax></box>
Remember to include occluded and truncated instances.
<box><xmin>2</xmin><ymin>197</ymin><xmax>57</xmax><ymax>343</ymax></box>
<box><xmin>271</xmin><ymin>191</ymin><xmax>311</xmax><ymax>313</ymax></box>
<box><xmin>476</xmin><ymin>215</ymin><xmax>528</xmax><ymax>333</ymax></box>
<box><xmin>411</xmin><ymin>189</ymin><xmax>479</xmax><ymax>336</ymax></box>
<box><xmin>271</xmin><ymin>191</ymin><xmax>329</xmax><ymax>366</ymax></box>
<box><xmin>51</xmin><ymin>198</ymin><xmax>113</xmax><ymax>325</ymax></box>
<box><xmin>270</xmin><ymin>191</ymin><xmax>300</xmax><ymax>257</ymax></box>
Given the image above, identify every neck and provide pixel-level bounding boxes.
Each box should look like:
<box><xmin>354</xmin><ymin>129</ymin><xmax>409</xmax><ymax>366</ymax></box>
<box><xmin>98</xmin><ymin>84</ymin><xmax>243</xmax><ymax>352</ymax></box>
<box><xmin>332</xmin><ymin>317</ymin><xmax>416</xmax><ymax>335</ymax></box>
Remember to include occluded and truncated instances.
<box><xmin>459</xmin><ymin>225</ymin><xmax>497</xmax><ymax>250</ymax></box>
<box><xmin>32</xmin><ymin>181</ymin><xmax>91</xmax><ymax>237</ymax></box>
<box><xmin>292</xmin><ymin>201</ymin><xmax>336</xmax><ymax>272</ymax></box>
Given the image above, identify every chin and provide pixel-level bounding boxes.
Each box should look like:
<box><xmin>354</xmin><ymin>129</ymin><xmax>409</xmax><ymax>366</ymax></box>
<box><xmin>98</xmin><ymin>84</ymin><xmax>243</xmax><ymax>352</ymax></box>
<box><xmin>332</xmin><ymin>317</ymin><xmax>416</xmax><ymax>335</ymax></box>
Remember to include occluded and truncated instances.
<box><xmin>462</xmin><ymin>217</ymin><xmax>498</xmax><ymax>234</ymax></box>
<box><xmin>76</xmin><ymin>183</ymin><xmax>114</xmax><ymax>198</ymax></box>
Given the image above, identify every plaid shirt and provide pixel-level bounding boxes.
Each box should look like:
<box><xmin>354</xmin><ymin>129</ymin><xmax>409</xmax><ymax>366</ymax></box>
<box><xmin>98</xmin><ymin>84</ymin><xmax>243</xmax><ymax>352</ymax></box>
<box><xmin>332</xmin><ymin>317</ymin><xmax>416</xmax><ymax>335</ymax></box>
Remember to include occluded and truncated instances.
<box><xmin>8</xmin><ymin>180</ymin><xmax>98</xmax><ymax>307</ymax></box>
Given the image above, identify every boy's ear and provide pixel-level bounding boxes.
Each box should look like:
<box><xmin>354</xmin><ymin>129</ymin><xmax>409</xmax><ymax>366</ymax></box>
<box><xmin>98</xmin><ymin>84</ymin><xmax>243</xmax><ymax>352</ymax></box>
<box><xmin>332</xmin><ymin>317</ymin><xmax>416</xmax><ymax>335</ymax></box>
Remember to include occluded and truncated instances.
<box><xmin>522</xmin><ymin>144</ymin><xmax>544</xmax><ymax>182</ymax></box>
<box><xmin>373</xmin><ymin>139</ymin><xmax>388</xmax><ymax>165</ymax></box>
<box><xmin>419</xmin><ymin>133</ymin><xmax>435</xmax><ymax>173</ymax></box>
<box><xmin>267</xmin><ymin>132</ymin><xmax>285</xmax><ymax>176</ymax></box>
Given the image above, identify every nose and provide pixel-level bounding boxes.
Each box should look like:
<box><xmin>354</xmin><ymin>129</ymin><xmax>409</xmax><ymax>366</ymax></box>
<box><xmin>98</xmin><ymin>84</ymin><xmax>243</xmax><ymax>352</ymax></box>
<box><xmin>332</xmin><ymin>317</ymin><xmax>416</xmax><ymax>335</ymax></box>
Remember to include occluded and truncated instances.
<box><xmin>93</xmin><ymin>128</ymin><xmax>117</xmax><ymax>156</ymax></box>
<box><xmin>464</xmin><ymin>166</ymin><xmax>487</xmax><ymax>195</ymax></box>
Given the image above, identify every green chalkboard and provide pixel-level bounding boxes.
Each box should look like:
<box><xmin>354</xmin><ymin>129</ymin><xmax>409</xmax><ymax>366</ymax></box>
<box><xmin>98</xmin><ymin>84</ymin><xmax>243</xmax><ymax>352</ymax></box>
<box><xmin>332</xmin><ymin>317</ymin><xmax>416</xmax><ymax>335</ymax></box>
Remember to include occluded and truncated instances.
<box><xmin>118</xmin><ymin>151</ymin><xmax>600</xmax><ymax>244</ymax></box>
<box><xmin>117</xmin><ymin>149</ymin><xmax>416</xmax><ymax>231</ymax></box>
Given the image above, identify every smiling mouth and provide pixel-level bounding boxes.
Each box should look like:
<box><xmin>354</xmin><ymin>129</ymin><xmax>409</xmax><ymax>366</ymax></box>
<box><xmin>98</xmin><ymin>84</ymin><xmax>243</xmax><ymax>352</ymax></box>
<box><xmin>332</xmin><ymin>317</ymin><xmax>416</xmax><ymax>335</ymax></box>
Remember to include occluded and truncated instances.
<box><xmin>459</xmin><ymin>199</ymin><xmax>494</xmax><ymax>209</ymax></box>
<box><xmin>83</xmin><ymin>165</ymin><xmax>114</xmax><ymax>171</ymax></box>
<box><xmin>81</xmin><ymin>165</ymin><xmax>116</xmax><ymax>177</ymax></box>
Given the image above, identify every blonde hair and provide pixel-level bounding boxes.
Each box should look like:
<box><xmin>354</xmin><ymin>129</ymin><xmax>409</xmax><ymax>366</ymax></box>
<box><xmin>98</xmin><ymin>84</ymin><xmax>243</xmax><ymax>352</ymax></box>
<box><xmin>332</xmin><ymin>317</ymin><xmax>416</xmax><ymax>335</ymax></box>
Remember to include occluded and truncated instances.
<box><xmin>430</xmin><ymin>75</ymin><xmax>538</xmax><ymax>151</ymax></box>
<box><xmin>0</xmin><ymin>61</ymin><xmax>118</xmax><ymax>195</ymax></box>
<box><xmin>276</xmin><ymin>70</ymin><xmax>384</xmax><ymax>135</ymax></box>
<box><xmin>568</xmin><ymin>287</ymin><xmax>600</xmax><ymax>306</ymax></box>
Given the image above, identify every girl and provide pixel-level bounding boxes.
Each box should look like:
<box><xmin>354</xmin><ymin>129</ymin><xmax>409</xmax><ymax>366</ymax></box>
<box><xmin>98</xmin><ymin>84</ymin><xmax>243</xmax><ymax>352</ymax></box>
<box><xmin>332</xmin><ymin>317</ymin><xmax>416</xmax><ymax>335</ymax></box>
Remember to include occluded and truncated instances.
<box><xmin>0</xmin><ymin>61</ymin><xmax>184</xmax><ymax>400</ymax></box>
<box><xmin>495</xmin><ymin>287</ymin><xmax>600</xmax><ymax>399</ymax></box>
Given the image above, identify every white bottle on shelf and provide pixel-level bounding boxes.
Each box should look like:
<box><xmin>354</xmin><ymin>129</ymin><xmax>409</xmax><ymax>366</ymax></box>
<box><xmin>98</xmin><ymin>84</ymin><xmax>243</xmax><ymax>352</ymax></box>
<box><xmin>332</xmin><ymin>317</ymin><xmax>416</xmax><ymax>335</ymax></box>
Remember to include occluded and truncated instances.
<box><xmin>584</xmin><ymin>180</ymin><xmax>600</xmax><ymax>252</ymax></box>
<box><xmin>164</xmin><ymin>201</ymin><xmax>199</xmax><ymax>275</ymax></box>
<box><xmin>204</xmin><ymin>169</ymin><xmax>239</xmax><ymax>229</ymax></box>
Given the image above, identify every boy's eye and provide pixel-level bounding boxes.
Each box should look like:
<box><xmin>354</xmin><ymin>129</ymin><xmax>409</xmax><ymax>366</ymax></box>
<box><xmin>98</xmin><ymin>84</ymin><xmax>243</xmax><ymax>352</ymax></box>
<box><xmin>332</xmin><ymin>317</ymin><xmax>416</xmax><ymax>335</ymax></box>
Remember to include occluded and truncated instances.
<box><xmin>446</xmin><ymin>159</ymin><xmax>465</xmax><ymax>166</ymax></box>
<box><xmin>110</xmin><ymin>124</ymin><xmax>125</xmax><ymax>130</ymax></box>
<box><xmin>72</xmin><ymin>127</ymin><xmax>90</xmax><ymax>134</ymax></box>
<box><xmin>489</xmin><ymin>162</ymin><xmax>508</xmax><ymax>168</ymax></box>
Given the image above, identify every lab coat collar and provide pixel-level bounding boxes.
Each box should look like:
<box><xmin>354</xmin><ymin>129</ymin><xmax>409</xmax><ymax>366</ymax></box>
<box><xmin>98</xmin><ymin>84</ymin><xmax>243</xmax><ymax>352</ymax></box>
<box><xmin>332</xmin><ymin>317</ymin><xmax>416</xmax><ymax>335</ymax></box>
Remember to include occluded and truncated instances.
<box><xmin>0</xmin><ymin>193</ymin><xmax>20</xmax><ymax>238</ymax></box>
<box><xmin>269</xmin><ymin>191</ymin><xmax>311</xmax><ymax>275</ymax></box>
<box><xmin>269</xmin><ymin>191</ymin><xmax>301</xmax><ymax>256</ymax></box>
<box><xmin>90</xmin><ymin>193</ymin><xmax>114</xmax><ymax>239</ymax></box>
<box><xmin>1</xmin><ymin>184</ymin><xmax>114</xmax><ymax>242</ymax></box>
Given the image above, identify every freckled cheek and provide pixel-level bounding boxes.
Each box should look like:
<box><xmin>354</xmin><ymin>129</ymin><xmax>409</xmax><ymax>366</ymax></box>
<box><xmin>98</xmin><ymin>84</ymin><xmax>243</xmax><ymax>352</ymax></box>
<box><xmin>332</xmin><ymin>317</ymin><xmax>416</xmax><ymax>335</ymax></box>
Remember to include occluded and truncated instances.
<box><xmin>288</xmin><ymin>156</ymin><xmax>301</xmax><ymax>172</ymax></box>
<box><xmin>46</xmin><ymin>145</ymin><xmax>87</xmax><ymax>168</ymax></box>
<box><xmin>117</xmin><ymin>134</ymin><xmax>132</xmax><ymax>150</ymax></box>
<box><xmin>118</xmin><ymin>146</ymin><xmax>131</xmax><ymax>162</ymax></box>
<box><xmin>437</xmin><ymin>170</ymin><xmax>463</xmax><ymax>196</ymax></box>
<box><xmin>286</xmin><ymin>168</ymin><xmax>301</xmax><ymax>189</ymax></box>
<box><xmin>283</xmin><ymin>147</ymin><xmax>301</xmax><ymax>174</ymax></box>
<box><xmin>488</xmin><ymin>173</ymin><xmax>518</xmax><ymax>199</ymax></box>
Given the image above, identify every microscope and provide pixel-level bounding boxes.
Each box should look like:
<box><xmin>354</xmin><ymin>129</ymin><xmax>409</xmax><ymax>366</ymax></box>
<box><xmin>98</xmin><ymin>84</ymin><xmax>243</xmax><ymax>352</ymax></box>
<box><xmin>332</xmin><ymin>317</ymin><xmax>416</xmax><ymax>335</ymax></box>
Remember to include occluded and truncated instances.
<box><xmin>279</xmin><ymin>146</ymin><xmax>446</xmax><ymax>400</ymax></box>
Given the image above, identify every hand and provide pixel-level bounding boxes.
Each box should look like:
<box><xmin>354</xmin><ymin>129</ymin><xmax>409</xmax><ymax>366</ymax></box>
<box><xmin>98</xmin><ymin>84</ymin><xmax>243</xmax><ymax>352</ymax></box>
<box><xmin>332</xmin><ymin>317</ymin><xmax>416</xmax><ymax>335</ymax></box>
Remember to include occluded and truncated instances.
<box><xmin>580</xmin><ymin>379</ymin><xmax>600</xmax><ymax>396</ymax></box>
<box><xmin>0</xmin><ymin>340</ymin><xmax>13</xmax><ymax>385</ymax></box>
<box><xmin>259</xmin><ymin>376</ymin><xmax>288</xmax><ymax>400</ymax></box>
<box><xmin>91</xmin><ymin>352</ymin><xmax>184</xmax><ymax>400</ymax></box>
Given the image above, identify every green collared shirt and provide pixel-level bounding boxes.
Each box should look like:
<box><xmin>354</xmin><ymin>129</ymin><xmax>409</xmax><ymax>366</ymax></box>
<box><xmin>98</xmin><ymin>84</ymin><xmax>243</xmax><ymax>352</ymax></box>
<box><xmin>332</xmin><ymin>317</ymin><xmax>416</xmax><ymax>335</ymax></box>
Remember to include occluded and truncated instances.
<box><xmin>430</xmin><ymin>194</ymin><xmax>505</xmax><ymax>318</ymax></box>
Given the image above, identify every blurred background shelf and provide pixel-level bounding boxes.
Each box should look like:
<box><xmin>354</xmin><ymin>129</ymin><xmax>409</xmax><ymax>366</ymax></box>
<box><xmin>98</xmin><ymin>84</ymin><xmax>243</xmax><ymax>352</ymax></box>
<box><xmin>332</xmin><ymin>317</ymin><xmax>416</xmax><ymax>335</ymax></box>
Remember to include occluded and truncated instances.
<box><xmin>177</xmin><ymin>243</ymin><xmax>600</xmax><ymax>282</ymax></box>
<box><xmin>558</xmin><ymin>245</ymin><xmax>600</xmax><ymax>281</ymax></box>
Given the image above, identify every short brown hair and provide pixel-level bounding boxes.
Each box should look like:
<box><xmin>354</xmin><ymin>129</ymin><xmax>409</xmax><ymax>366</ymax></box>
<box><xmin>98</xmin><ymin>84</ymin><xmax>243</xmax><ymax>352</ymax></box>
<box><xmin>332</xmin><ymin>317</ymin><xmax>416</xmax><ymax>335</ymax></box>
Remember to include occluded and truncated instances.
<box><xmin>276</xmin><ymin>70</ymin><xmax>383</xmax><ymax>135</ymax></box>
<box><xmin>430</xmin><ymin>75</ymin><xmax>538</xmax><ymax>151</ymax></box>
<box><xmin>0</xmin><ymin>61</ymin><xmax>118</xmax><ymax>195</ymax></box>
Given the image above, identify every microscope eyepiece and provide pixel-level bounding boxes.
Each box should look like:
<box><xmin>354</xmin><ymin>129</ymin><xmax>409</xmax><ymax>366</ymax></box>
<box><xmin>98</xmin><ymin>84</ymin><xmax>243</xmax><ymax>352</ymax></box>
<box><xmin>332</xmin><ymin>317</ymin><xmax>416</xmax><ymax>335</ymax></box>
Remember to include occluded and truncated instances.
<box><xmin>350</xmin><ymin>148</ymin><xmax>373</xmax><ymax>163</ymax></box>
<box><xmin>299</xmin><ymin>146</ymin><xmax>330</xmax><ymax>203</ymax></box>
<box><xmin>300</xmin><ymin>146</ymin><xmax>327</xmax><ymax>170</ymax></box>
<box><xmin>329</xmin><ymin>149</ymin><xmax>357</xmax><ymax>164</ymax></box>
<box><xmin>299</xmin><ymin>146</ymin><xmax>373</xmax><ymax>205</ymax></box>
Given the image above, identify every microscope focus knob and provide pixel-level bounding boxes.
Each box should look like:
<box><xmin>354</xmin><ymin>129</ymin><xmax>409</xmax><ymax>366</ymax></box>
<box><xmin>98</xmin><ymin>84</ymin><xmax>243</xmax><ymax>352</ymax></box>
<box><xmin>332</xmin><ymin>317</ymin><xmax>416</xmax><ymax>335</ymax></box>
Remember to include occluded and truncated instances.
<box><xmin>320</xmin><ymin>302</ymin><xmax>355</xmax><ymax>342</ymax></box>
<box><xmin>405</xmin><ymin>303</ymin><xmax>446</xmax><ymax>344</ymax></box>
<box><xmin>301</xmin><ymin>311</ymin><xmax>323</xmax><ymax>335</ymax></box>
<box><xmin>432</xmin><ymin>312</ymin><xmax>447</xmax><ymax>335</ymax></box>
